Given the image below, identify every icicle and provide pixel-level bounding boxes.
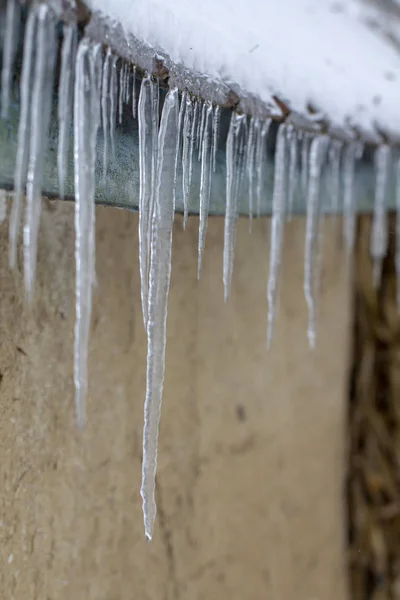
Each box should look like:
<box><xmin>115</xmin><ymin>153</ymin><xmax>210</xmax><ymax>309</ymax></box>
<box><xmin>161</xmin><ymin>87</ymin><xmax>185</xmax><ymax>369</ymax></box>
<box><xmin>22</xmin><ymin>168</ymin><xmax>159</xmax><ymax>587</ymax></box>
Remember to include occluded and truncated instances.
<box><xmin>198</xmin><ymin>103</ymin><xmax>213</xmax><ymax>278</ymax></box>
<box><xmin>343</xmin><ymin>142</ymin><xmax>363</xmax><ymax>255</ymax></box>
<box><xmin>304</xmin><ymin>136</ymin><xmax>329</xmax><ymax>349</ymax></box>
<box><xmin>301</xmin><ymin>132</ymin><xmax>311</xmax><ymax>199</ymax></box>
<box><xmin>266</xmin><ymin>123</ymin><xmax>288</xmax><ymax>347</ymax></box>
<box><xmin>9</xmin><ymin>6</ymin><xmax>36</xmax><ymax>269</ymax></box>
<box><xmin>287</xmin><ymin>126</ymin><xmax>298</xmax><ymax>220</ymax></box>
<box><xmin>141</xmin><ymin>88</ymin><xmax>179</xmax><ymax>541</ymax></box>
<box><xmin>125</xmin><ymin>65</ymin><xmax>131</xmax><ymax>103</ymax></box>
<box><xmin>138</xmin><ymin>76</ymin><xmax>158</xmax><ymax>327</ymax></box>
<box><xmin>370</xmin><ymin>145</ymin><xmax>391</xmax><ymax>288</ymax></box>
<box><xmin>185</xmin><ymin>100</ymin><xmax>199</xmax><ymax>228</ymax></box>
<box><xmin>132</xmin><ymin>66</ymin><xmax>137</xmax><ymax>119</ymax></box>
<box><xmin>223</xmin><ymin>113</ymin><xmax>245</xmax><ymax>301</ymax></box>
<box><xmin>328</xmin><ymin>139</ymin><xmax>342</xmax><ymax>214</ymax></box>
<box><xmin>246</xmin><ymin>117</ymin><xmax>257</xmax><ymax>229</ymax></box>
<box><xmin>396</xmin><ymin>161</ymin><xmax>400</xmax><ymax>310</ymax></box>
<box><xmin>118</xmin><ymin>61</ymin><xmax>124</xmax><ymax>125</ymax></box>
<box><xmin>23</xmin><ymin>5</ymin><xmax>56</xmax><ymax>299</ymax></box>
<box><xmin>109</xmin><ymin>55</ymin><xmax>117</xmax><ymax>158</ymax></box>
<box><xmin>57</xmin><ymin>23</ymin><xmax>77</xmax><ymax>200</ymax></box>
<box><xmin>73</xmin><ymin>39</ymin><xmax>102</xmax><ymax>428</ymax></box>
<box><xmin>173</xmin><ymin>91</ymin><xmax>186</xmax><ymax>207</ymax></box>
<box><xmin>101</xmin><ymin>49</ymin><xmax>111</xmax><ymax>183</ymax></box>
<box><xmin>182</xmin><ymin>94</ymin><xmax>193</xmax><ymax>228</ymax></box>
<box><xmin>198</xmin><ymin>102</ymin><xmax>207</xmax><ymax>160</ymax></box>
<box><xmin>255</xmin><ymin>118</ymin><xmax>271</xmax><ymax>217</ymax></box>
<box><xmin>1</xmin><ymin>0</ymin><xmax>21</xmax><ymax>119</ymax></box>
<box><xmin>212</xmin><ymin>105</ymin><xmax>220</xmax><ymax>172</ymax></box>
<box><xmin>196</xmin><ymin>101</ymin><xmax>203</xmax><ymax>153</ymax></box>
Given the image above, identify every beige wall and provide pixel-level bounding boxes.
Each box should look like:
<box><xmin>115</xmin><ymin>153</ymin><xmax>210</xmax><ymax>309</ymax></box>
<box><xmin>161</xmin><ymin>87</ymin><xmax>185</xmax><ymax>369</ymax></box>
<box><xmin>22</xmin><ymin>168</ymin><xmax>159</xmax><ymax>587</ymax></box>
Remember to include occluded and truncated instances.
<box><xmin>0</xmin><ymin>201</ymin><xmax>350</xmax><ymax>600</ymax></box>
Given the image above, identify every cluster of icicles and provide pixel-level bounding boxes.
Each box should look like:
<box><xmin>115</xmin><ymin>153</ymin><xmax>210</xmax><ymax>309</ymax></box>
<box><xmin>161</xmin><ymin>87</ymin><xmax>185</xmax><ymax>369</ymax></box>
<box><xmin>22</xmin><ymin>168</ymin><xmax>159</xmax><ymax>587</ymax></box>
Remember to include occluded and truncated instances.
<box><xmin>1</xmin><ymin>1</ymin><xmax>398</xmax><ymax>540</ymax></box>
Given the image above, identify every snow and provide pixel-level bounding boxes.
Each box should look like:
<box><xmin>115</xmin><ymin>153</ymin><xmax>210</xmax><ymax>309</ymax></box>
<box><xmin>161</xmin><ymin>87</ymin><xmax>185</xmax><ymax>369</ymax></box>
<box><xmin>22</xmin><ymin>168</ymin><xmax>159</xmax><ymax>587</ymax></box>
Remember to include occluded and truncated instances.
<box><xmin>86</xmin><ymin>0</ymin><xmax>400</xmax><ymax>140</ymax></box>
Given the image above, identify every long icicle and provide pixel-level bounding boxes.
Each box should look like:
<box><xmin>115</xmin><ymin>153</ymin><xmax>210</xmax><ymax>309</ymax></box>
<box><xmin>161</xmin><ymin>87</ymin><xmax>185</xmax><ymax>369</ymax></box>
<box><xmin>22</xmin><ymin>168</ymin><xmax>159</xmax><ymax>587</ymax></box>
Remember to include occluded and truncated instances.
<box><xmin>73</xmin><ymin>39</ymin><xmax>102</xmax><ymax>428</ymax></box>
<box><xmin>23</xmin><ymin>5</ymin><xmax>56</xmax><ymax>300</ymax></box>
<box><xmin>212</xmin><ymin>105</ymin><xmax>220</xmax><ymax>173</ymax></box>
<box><xmin>9</xmin><ymin>5</ymin><xmax>37</xmax><ymax>269</ymax></box>
<box><xmin>101</xmin><ymin>48</ymin><xmax>111</xmax><ymax>183</ymax></box>
<box><xmin>182</xmin><ymin>94</ymin><xmax>193</xmax><ymax>226</ymax></box>
<box><xmin>186</xmin><ymin>100</ymin><xmax>199</xmax><ymax>228</ymax></box>
<box><xmin>132</xmin><ymin>65</ymin><xmax>137</xmax><ymax>119</ymax></box>
<box><xmin>370</xmin><ymin>145</ymin><xmax>391</xmax><ymax>288</ymax></box>
<box><xmin>1</xmin><ymin>0</ymin><xmax>21</xmax><ymax>119</ymax></box>
<box><xmin>246</xmin><ymin>117</ymin><xmax>256</xmax><ymax>229</ymax></box>
<box><xmin>138</xmin><ymin>76</ymin><xmax>156</xmax><ymax>327</ymax></box>
<box><xmin>396</xmin><ymin>160</ymin><xmax>400</xmax><ymax>310</ymax></box>
<box><xmin>141</xmin><ymin>87</ymin><xmax>179</xmax><ymax>541</ymax></box>
<box><xmin>287</xmin><ymin>125</ymin><xmax>298</xmax><ymax>220</ymax></box>
<box><xmin>267</xmin><ymin>123</ymin><xmax>288</xmax><ymax>347</ymax></box>
<box><xmin>256</xmin><ymin>118</ymin><xmax>271</xmax><ymax>217</ymax></box>
<box><xmin>173</xmin><ymin>91</ymin><xmax>186</xmax><ymax>207</ymax></box>
<box><xmin>109</xmin><ymin>55</ymin><xmax>117</xmax><ymax>159</ymax></box>
<box><xmin>198</xmin><ymin>103</ymin><xmax>213</xmax><ymax>278</ymax></box>
<box><xmin>343</xmin><ymin>142</ymin><xmax>364</xmax><ymax>255</ymax></box>
<box><xmin>328</xmin><ymin>139</ymin><xmax>342</xmax><ymax>215</ymax></box>
<box><xmin>57</xmin><ymin>23</ymin><xmax>77</xmax><ymax>200</ymax></box>
<box><xmin>304</xmin><ymin>135</ymin><xmax>329</xmax><ymax>348</ymax></box>
<box><xmin>223</xmin><ymin>113</ymin><xmax>245</xmax><ymax>301</ymax></box>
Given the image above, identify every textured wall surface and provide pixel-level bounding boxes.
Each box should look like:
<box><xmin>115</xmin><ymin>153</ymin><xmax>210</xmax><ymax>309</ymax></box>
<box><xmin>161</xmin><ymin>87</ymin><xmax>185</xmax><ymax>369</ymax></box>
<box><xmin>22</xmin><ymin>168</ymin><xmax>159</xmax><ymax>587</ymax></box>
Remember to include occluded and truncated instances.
<box><xmin>0</xmin><ymin>201</ymin><xmax>350</xmax><ymax>600</ymax></box>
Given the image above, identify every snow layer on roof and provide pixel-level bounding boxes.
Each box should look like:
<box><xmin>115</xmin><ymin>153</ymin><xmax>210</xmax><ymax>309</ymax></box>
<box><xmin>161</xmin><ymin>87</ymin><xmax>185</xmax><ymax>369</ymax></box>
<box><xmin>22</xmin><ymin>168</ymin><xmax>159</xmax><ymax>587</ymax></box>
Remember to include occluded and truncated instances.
<box><xmin>86</xmin><ymin>0</ymin><xmax>400</xmax><ymax>140</ymax></box>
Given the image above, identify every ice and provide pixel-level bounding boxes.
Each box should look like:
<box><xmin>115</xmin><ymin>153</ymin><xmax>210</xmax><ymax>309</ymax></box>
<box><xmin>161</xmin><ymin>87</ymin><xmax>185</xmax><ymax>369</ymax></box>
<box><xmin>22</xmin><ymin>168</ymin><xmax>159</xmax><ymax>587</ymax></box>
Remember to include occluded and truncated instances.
<box><xmin>109</xmin><ymin>54</ymin><xmax>118</xmax><ymax>158</ymax></box>
<box><xmin>255</xmin><ymin>118</ymin><xmax>271</xmax><ymax>218</ymax></box>
<box><xmin>131</xmin><ymin>65</ymin><xmax>137</xmax><ymax>118</ymax></box>
<box><xmin>9</xmin><ymin>5</ymin><xmax>36</xmax><ymax>270</ymax></box>
<box><xmin>212</xmin><ymin>105</ymin><xmax>220</xmax><ymax>172</ymax></box>
<box><xmin>23</xmin><ymin>5</ymin><xmax>56</xmax><ymax>300</ymax></box>
<box><xmin>328</xmin><ymin>139</ymin><xmax>342</xmax><ymax>214</ymax></box>
<box><xmin>343</xmin><ymin>142</ymin><xmax>364</xmax><ymax>255</ymax></box>
<box><xmin>370</xmin><ymin>145</ymin><xmax>391</xmax><ymax>288</ymax></box>
<box><xmin>246</xmin><ymin>117</ymin><xmax>256</xmax><ymax>228</ymax></box>
<box><xmin>185</xmin><ymin>100</ymin><xmax>199</xmax><ymax>228</ymax></box>
<box><xmin>223</xmin><ymin>112</ymin><xmax>245</xmax><ymax>302</ymax></box>
<box><xmin>182</xmin><ymin>94</ymin><xmax>193</xmax><ymax>227</ymax></box>
<box><xmin>198</xmin><ymin>102</ymin><xmax>206</xmax><ymax>160</ymax></box>
<box><xmin>141</xmin><ymin>87</ymin><xmax>179</xmax><ymax>541</ymax></box>
<box><xmin>73</xmin><ymin>39</ymin><xmax>102</xmax><ymax>428</ymax></box>
<box><xmin>1</xmin><ymin>0</ymin><xmax>21</xmax><ymax>120</ymax></box>
<box><xmin>286</xmin><ymin>125</ymin><xmax>298</xmax><ymax>220</ymax></box>
<box><xmin>174</xmin><ymin>91</ymin><xmax>186</xmax><ymax>207</ymax></box>
<box><xmin>304</xmin><ymin>135</ymin><xmax>329</xmax><ymax>349</ymax></box>
<box><xmin>118</xmin><ymin>61</ymin><xmax>124</xmax><ymax>124</ymax></box>
<box><xmin>301</xmin><ymin>132</ymin><xmax>311</xmax><ymax>198</ymax></box>
<box><xmin>267</xmin><ymin>123</ymin><xmax>288</xmax><ymax>347</ymax></box>
<box><xmin>198</xmin><ymin>103</ymin><xmax>213</xmax><ymax>278</ymax></box>
<box><xmin>101</xmin><ymin>48</ymin><xmax>111</xmax><ymax>183</ymax></box>
<box><xmin>396</xmin><ymin>160</ymin><xmax>400</xmax><ymax>310</ymax></box>
<box><xmin>138</xmin><ymin>76</ymin><xmax>157</xmax><ymax>327</ymax></box>
<box><xmin>57</xmin><ymin>24</ymin><xmax>77</xmax><ymax>200</ymax></box>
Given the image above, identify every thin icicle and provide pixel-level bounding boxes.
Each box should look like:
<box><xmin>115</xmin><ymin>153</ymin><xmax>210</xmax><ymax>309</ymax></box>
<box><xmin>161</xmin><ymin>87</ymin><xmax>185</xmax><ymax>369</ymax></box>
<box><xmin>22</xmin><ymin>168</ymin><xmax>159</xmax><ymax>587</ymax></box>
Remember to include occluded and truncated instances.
<box><xmin>198</xmin><ymin>103</ymin><xmax>213</xmax><ymax>278</ymax></box>
<box><xmin>9</xmin><ymin>6</ymin><xmax>36</xmax><ymax>269</ymax></box>
<box><xmin>23</xmin><ymin>5</ymin><xmax>56</xmax><ymax>300</ymax></box>
<box><xmin>118</xmin><ymin>61</ymin><xmax>124</xmax><ymax>125</ymax></box>
<box><xmin>101</xmin><ymin>48</ymin><xmax>111</xmax><ymax>183</ymax></box>
<box><xmin>304</xmin><ymin>136</ymin><xmax>329</xmax><ymax>349</ymax></box>
<box><xmin>212</xmin><ymin>105</ymin><xmax>220</xmax><ymax>172</ymax></box>
<box><xmin>267</xmin><ymin>123</ymin><xmax>288</xmax><ymax>347</ymax></box>
<box><xmin>301</xmin><ymin>132</ymin><xmax>311</xmax><ymax>199</ymax></box>
<box><xmin>125</xmin><ymin>65</ymin><xmax>131</xmax><ymax>103</ymax></box>
<box><xmin>182</xmin><ymin>94</ymin><xmax>193</xmax><ymax>227</ymax></box>
<box><xmin>371</xmin><ymin>145</ymin><xmax>391</xmax><ymax>288</ymax></box>
<box><xmin>223</xmin><ymin>113</ymin><xmax>245</xmax><ymax>301</ymax></box>
<box><xmin>185</xmin><ymin>99</ymin><xmax>199</xmax><ymax>228</ymax></box>
<box><xmin>73</xmin><ymin>39</ymin><xmax>102</xmax><ymax>428</ymax></box>
<box><xmin>196</xmin><ymin>101</ymin><xmax>203</xmax><ymax>153</ymax></box>
<box><xmin>138</xmin><ymin>76</ymin><xmax>158</xmax><ymax>327</ymax></box>
<box><xmin>109</xmin><ymin>55</ymin><xmax>117</xmax><ymax>158</ymax></box>
<box><xmin>173</xmin><ymin>91</ymin><xmax>186</xmax><ymax>207</ymax></box>
<box><xmin>287</xmin><ymin>126</ymin><xmax>298</xmax><ymax>220</ymax></box>
<box><xmin>198</xmin><ymin>102</ymin><xmax>207</xmax><ymax>160</ymax></box>
<box><xmin>246</xmin><ymin>117</ymin><xmax>256</xmax><ymax>228</ymax></box>
<box><xmin>343</xmin><ymin>142</ymin><xmax>363</xmax><ymax>255</ymax></box>
<box><xmin>57</xmin><ymin>23</ymin><xmax>77</xmax><ymax>200</ymax></box>
<box><xmin>141</xmin><ymin>88</ymin><xmax>179</xmax><ymax>541</ymax></box>
<box><xmin>255</xmin><ymin>118</ymin><xmax>271</xmax><ymax>217</ymax></box>
<box><xmin>328</xmin><ymin>139</ymin><xmax>342</xmax><ymax>214</ymax></box>
<box><xmin>396</xmin><ymin>161</ymin><xmax>400</xmax><ymax>310</ymax></box>
<box><xmin>1</xmin><ymin>0</ymin><xmax>21</xmax><ymax>119</ymax></box>
<box><xmin>132</xmin><ymin>66</ymin><xmax>137</xmax><ymax>119</ymax></box>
